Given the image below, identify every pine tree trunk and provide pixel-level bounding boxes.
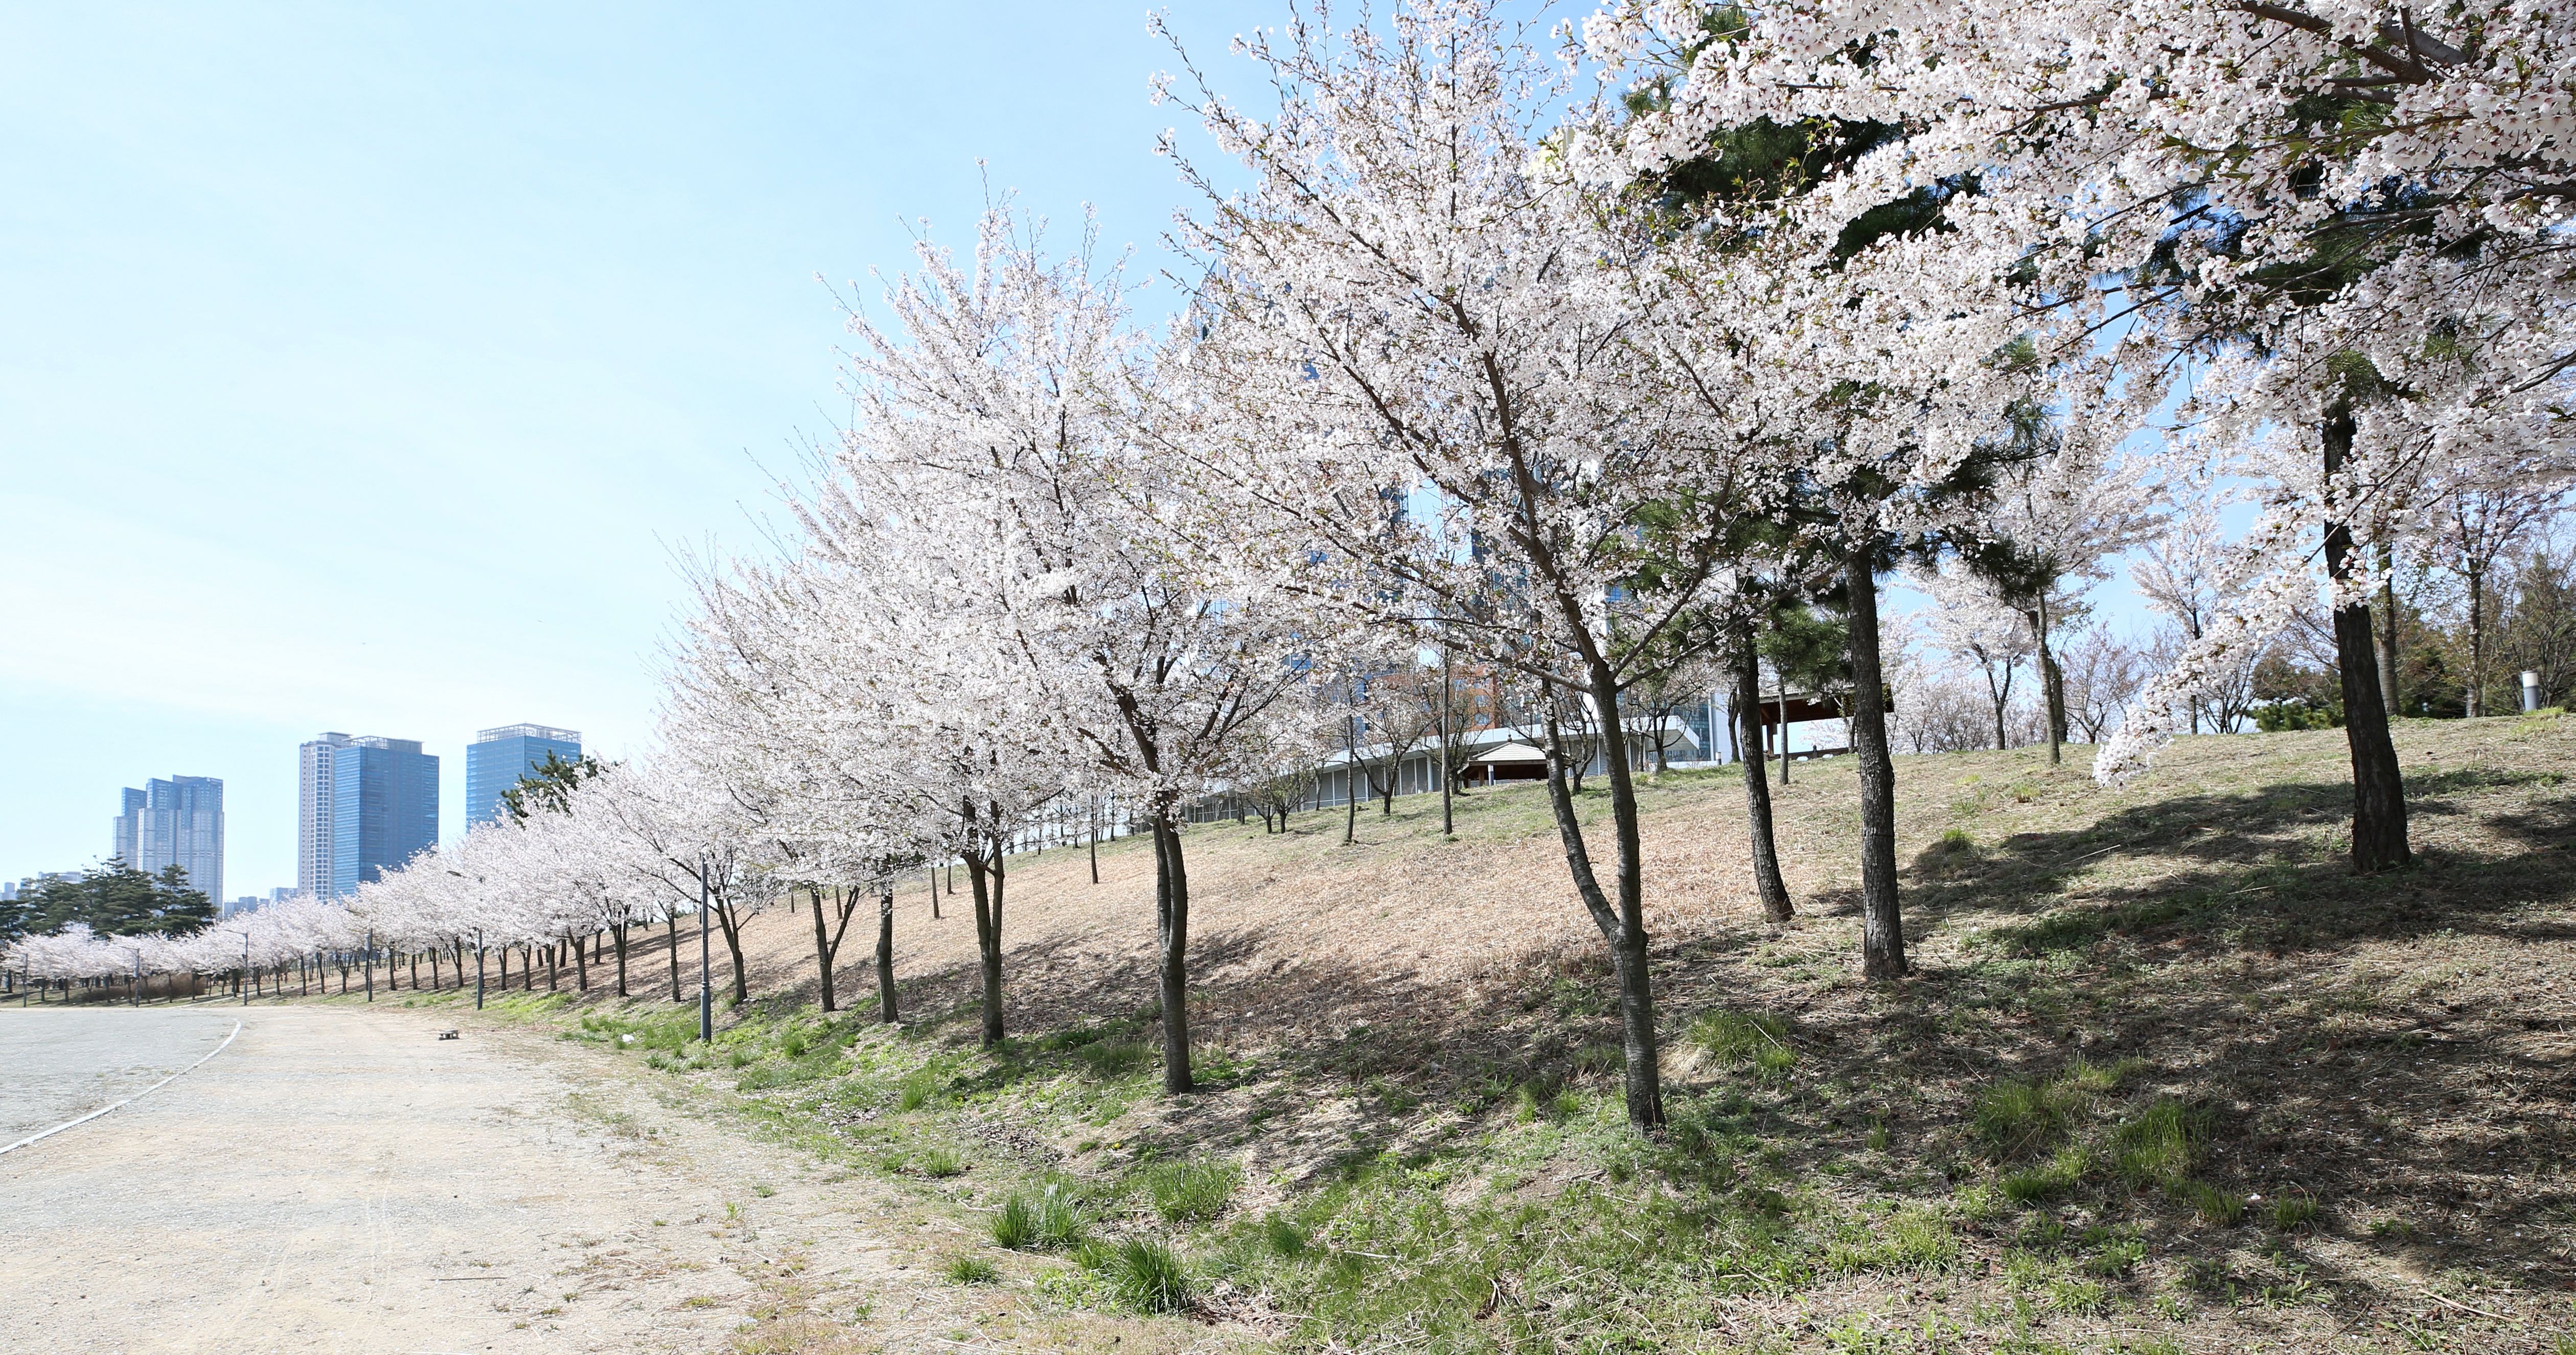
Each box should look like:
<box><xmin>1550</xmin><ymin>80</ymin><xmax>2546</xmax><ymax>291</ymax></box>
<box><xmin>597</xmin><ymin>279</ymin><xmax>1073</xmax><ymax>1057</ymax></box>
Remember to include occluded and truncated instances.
<box><xmin>1736</xmin><ymin>628</ymin><xmax>1795</xmax><ymax>922</ymax></box>
<box><xmin>2322</xmin><ymin>413</ymin><xmax>2412</xmax><ymax>872</ymax></box>
<box><xmin>1848</xmin><ymin>545</ymin><xmax>1908</xmax><ymax>980</ymax></box>
<box><xmin>1152</xmin><ymin>814</ymin><xmax>1194</xmax><ymax>1094</ymax></box>
<box><xmin>875</xmin><ymin>888</ymin><xmax>898</xmax><ymax>1023</ymax></box>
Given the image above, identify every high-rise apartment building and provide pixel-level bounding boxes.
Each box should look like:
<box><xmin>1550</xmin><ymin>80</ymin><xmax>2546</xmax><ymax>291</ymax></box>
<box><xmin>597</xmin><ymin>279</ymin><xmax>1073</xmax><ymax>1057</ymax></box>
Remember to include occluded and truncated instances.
<box><xmin>465</xmin><ymin>723</ymin><xmax>583</xmax><ymax>828</ymax></box>
<box><xmin>296</xmin><ymin>732</ymin><xmax>438</xmax><ymax>898</ymax></box>
<box><xmin>297</xmin><ymin>733</ymin><xmax>355</xmax><ymax>896</ymax></box>
<box><xmin>110</xmin><ymin>776</ymin><xmax>224</xmax><ymax>901</ymax></box>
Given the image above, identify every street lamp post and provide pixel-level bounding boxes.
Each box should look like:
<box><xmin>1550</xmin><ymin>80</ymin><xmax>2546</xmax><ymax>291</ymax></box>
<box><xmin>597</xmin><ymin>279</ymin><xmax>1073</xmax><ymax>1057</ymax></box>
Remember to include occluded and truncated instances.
<box><xmin>697</xmin><ymin>853</ymin><xmax>713</xmax><ymax>1044</ymax></box>
<box><xmin>240</xmin><ymin>931</ymin><xmax>250</xmax><ymax>1007</ymax></box>
<box><xmin>365</xmin><ymin>928</ymin><xmax>375</xmax><ymax>1003</ymax></box>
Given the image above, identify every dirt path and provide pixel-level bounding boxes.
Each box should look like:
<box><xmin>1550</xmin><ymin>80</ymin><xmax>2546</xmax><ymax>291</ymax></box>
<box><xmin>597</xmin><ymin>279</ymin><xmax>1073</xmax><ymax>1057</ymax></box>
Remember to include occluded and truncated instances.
<box><xmin>0</xmin><ymin>1003</ymin><xmax>1001</xmax><ymax>1354</ymax></box>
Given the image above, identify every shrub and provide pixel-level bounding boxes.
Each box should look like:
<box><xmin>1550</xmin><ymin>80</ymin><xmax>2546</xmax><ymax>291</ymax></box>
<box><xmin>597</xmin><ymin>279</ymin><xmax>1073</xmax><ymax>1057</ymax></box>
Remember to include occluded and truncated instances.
<box><xmin>944</xmin><ymin>1256</ymin><xmax>999</xmax><ymax>1285</ymax></box>
<box><xmin>1139</xmin><ymin>1158</ymin><xmax>1240</xmax><ymax>1224</ymax></box>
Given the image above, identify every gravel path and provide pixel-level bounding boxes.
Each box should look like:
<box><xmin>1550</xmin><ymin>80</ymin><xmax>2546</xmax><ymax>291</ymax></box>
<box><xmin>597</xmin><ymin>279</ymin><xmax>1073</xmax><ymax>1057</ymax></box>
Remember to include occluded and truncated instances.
<box><xmin>0</xmin><ymin>1002</ymin><xmax>982</xmax><ymax>1354</ymax></box>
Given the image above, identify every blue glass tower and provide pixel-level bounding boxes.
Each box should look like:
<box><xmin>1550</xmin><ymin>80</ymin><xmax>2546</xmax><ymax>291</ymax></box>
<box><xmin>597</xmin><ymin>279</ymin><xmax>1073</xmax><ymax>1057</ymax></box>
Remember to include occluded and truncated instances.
<box><xmin>328</xmin><ymin>737</ymin><xmax>438</xmax><ymax>897</ymax></box>
<box><xmin>465</xmin><ymin>723</ymin><xmax>583</xmax><ymax>828</ymax></box>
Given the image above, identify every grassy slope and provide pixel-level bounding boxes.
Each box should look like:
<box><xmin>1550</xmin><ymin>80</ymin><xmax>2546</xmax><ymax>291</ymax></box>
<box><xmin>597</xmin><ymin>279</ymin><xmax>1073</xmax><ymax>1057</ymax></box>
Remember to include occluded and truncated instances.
<box><xmin>459</xmin><ymin>715</ymin><xmax>2576</xmax><ymax>1353</ymax></box>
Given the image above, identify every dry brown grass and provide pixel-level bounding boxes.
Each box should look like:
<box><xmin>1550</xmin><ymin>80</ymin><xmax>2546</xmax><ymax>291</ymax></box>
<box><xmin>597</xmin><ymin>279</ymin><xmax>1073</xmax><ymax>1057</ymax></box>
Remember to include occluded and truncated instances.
<box><xmin>609</xmin><ymin>714</ymin><xmax>2576</xmax><ymax>1349</ymax></box>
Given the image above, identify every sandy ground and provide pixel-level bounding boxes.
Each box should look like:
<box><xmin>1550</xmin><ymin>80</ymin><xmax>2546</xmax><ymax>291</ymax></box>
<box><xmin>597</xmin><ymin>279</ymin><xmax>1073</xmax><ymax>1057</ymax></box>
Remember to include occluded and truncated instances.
<box><xmin>0</xmin><ymin>1003</ymin><xmax>1014</xmax><ymax>1354</ymax></box>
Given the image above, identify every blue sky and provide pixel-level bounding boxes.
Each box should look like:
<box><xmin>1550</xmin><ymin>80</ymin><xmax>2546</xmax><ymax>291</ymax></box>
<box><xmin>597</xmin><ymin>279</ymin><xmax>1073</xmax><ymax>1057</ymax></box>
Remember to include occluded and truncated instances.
<box><xmin>1</xmin><ymin>1</ymin><xmax>2174</xmax><ymax>901</ymax></box>
<box><xmin>0</xmin><ymin>1</ymin><xmax>1276</xmax><ymax>897</ymax></box>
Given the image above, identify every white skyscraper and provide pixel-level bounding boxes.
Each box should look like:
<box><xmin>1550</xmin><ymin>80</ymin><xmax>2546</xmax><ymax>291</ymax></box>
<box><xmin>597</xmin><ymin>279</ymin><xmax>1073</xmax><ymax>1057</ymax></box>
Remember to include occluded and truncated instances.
<box><xmin>297</xmin><ymin>732</ymin><xmax>356</xmax><ymax>897</ymax></box>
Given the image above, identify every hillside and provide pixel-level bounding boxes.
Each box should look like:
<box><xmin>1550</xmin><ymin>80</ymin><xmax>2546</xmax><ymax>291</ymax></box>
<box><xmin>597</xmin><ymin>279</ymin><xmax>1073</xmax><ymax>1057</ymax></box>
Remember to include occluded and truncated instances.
<box><xmin>513</xmin><ymin>715</ymin><xmax>2575</xmax><ymax>1352</ymax></box>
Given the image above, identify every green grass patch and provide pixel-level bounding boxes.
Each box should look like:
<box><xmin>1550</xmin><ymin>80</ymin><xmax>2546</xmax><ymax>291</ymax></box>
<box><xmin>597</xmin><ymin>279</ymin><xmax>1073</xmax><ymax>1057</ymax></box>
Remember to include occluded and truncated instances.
<box><xmin>1137</xmin><ymin>1157</ymin><xmax>1241</xmax><ymax>1224</ymax></box>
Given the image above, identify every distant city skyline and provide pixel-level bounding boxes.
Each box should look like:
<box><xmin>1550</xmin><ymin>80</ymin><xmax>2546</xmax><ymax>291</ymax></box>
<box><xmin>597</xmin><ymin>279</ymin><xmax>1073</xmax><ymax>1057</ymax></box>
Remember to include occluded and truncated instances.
<box><xmin>466</xmin><ymin>723</ymin><xmax>583</xmax><ymax>830</ymax></box>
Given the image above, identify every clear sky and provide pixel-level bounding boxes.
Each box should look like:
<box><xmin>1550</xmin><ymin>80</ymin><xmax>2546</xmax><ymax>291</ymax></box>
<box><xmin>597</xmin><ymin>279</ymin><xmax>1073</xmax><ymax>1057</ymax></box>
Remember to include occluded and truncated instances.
<box><xmin>0</xmin><ymin>1</ymin><xmax>1278</xmax><ymax>898</ymax></box>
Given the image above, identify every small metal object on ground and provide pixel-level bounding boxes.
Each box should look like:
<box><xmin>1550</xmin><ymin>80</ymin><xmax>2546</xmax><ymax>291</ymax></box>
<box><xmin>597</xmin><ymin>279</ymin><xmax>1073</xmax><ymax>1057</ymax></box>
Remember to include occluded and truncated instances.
<box><xmin>438</xmin><ymin>1030</ymin><xmax>459</xmax><ymax>1040</ymax></box>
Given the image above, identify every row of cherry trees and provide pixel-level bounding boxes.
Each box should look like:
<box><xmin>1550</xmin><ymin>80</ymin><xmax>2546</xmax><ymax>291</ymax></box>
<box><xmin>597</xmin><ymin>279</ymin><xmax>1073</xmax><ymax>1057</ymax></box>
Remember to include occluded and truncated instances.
<box><xmin>10</xmin><ymin>2</ymin><xmax>2568</xmax><ymax>1130</ymax></box>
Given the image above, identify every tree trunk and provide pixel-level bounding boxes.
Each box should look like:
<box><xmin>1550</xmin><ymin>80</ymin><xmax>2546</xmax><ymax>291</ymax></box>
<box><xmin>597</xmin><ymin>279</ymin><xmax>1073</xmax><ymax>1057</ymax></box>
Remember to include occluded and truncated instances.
<box><xmin>715</xmin><ymin>904</ymin><xmax>749</xmax><ymax>1006</ymax></box>
<box><xmin>612</xmin><ymin>924</ymin><xmax>629</xmax><ymax>998</ymax></box>
<box><xmin>666</xmin><ymin>910</ymin><xmax>682</xmax><ymax>1002</ymax></box>
<box><xmin>1848</xmin><ymin>545</ymin><xmax>1908</xmax><ymax>980</ymax></box>
<box><xmin>1540</xmin><ymin>670</ymin><xmax>1665</xmax><ymax>1130</ymax></box>
<box><xmin>1151</xmin><ymin>813</ymin><xmax>1194</xmax><ymax>1094</ymax></box>
<box><xmin>875</xmin><ymin>887</ymin><xmax>899</xmax><ymax>1023</ymax></box>
<box><xmin>807</xmin><ymin>884</ymin><xmax>858</xmax><ymax>1014</ymax></box>
<box><xmin>2323</xmin><ymin>412</ymin><xmax>2412</xmax><ymax>872</ymax></box>
<box><xmin>2376</xmin><ymin>551</ymin><xmax>2403</xmax><ymax>718</ymax></box>
<box><xmin>573</xmin><ymin>930</ymin><xmax>588</xmax><ymax>991</ymax></box>
<box><xmin>961</xmin><ymin>800</ymin><xmax>1006</xmax><ymax>1046</ymax></box>
<box><xmin>1736</xmin><ymin>628</ymin><xmax>1795</xmax><ymax>922</ymax></box>
<box><xmin>1090</xmin><ymin>800</ymin><xmax>1101</xmax><ymax>883</ymax></box>
<box><xmin>2033</xmin><ymin>597</ymin><xmax>2065</xmax><ymax>763</ymax></box>
<box><xmin>2466</xmin><ymin>566</ymin><xmax>2487</xmax><ymax>718</ymax></box>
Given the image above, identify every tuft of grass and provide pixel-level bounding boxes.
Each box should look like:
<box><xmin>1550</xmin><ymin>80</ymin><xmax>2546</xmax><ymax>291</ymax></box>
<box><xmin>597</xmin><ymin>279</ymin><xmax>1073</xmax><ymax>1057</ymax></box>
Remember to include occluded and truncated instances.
<box><xmin>992</xmin><ymin>1194</ymin><xmax>1037</xmax><ymax>1250</ymax></box>
<box><xmin>1138</xmin><ymin>1157</ymin><xmax>1241</xmax><ymax>1224</ymax></box>
<box><xmin>2181</xmin><ymin>1180</ymin><xmax>2246</xmax><ymax>1225</ymax></box>
<box><xmin>994</xmin><ymin>1183</ymin><xmax>1085</xmax><ymax>1251</ymax></box>
<box><xmin>1076</xmin><ymin>1040</ymin><xmax>1154</xmax><ymax>1079</ymax></box>
<box><xmin>1101</xmin><ymin>1237</ymin><xmax>1191</xmax><ymax>1313</ymax></box>
<box><xmin>2110</xmin><ymin>1098</ymin><xmax>2205</xmax><ymax>1186</ymax></box>
<box><xmin>1691</xmin><ymin>1010</ymin><xmax>1796</xmax><ymax>1079</ymax></box>
<box><xmin>944</xmin><ymin>1256</ymin><xmax>999</xmax><ymax>1285</ymax></box>
<box><xmin>1260</xmin><ymin>1212</ymin><xmax>1309</xmax><ymax>1258</ymax></box>
<box><xmin>2002</xmin><ymin>1145</ymin><xmax>2088</xmax><ymax>1203</ymax></box>
<box><xmin>897</xmin><ymin>1071</ymin><xmax>941</xmax><ymax>1112</ymax></box>
<box><xmin>2273</xmin><ymin>1193</ymin><xmax>2319</xmax><ymax>1231</ymax></box>
<box><xmin>915</xmin><ymin>1147</ymin><xmax>964</xmax><ymax>1178</ymax></box>
<box><xmin>1972</xmin><ymin>1060</ymin><xmax>2125</xmax><ymax>1159</ymax></box>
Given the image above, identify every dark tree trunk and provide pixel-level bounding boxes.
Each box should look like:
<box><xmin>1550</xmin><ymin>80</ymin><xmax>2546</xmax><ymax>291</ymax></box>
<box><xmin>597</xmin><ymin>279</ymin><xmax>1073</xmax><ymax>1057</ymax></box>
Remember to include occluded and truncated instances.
<box><xmin>572</xmin><ymin>931</ymin><xmax>588</xmax><ymax>991</ymax></box>
<box><xmin>1151</xmin><ymin>814</ymin><xmax>1194</xmax><ymax>1094</ymax></box>
<box><xmin>666</xmin><ymin>910</ymin><xmax>682</xmax><ymax>1002</ymax></box>
<box><xmin>2032</xmin><ymin>597</ymin><xmax>2065</xmax><ymax>763</ymax></box>
<box><xmin>711</xmin><ymin>903</ymin><xmax>750</xmax><ymax>1005</ymax></box>
<box><xmin>1847</xmin><ymin>545</ymin><xmax>1908</xmax><ymax>980</ymax></box>
<box><xmin>875</xmin><ymin>887</ymin><xmax>898</xmax><ymax>1023</ymax></box>
<box><xmin>2466</xmin><ymin>567</ymin><xmax>2488</xmax><ymax>718</ymax></box>
<box><xmin>2323</xmin><ymin>412</ymin><xmax>2412</xmax><ymax>872</ymax></box>
<box><xmin>961</xmin><ymin>800</ymin><xmax>1006</xmax><ymax>1046</ymax></box>
<box><xmin>612</xmin><ymin>924</ymin><xmax>629</xmax><ymax>998</ymax></box>
<box><xmin>806</xmin><ymin>884</ymin><xmax>858</xmax><ymax>1014</ymax></box>
<box><xmin>545</xmin><ymin>943</ymin><xmax>558</xmax><ymax>992</ymax></box>
<box><xmin>2377</xmin><ymin>562</ymin><xmax>2403</xmax><ymax>717</ymax></box>
<box><xmin>1539</xmin><ymin>670</ymin><xmax>1665</xmax><ymax>1130</ymax></box>
<box><xmin>1735</xmin><ymin>627</ymin><xmax>1795</xmax><ymax>922</ymax></box>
